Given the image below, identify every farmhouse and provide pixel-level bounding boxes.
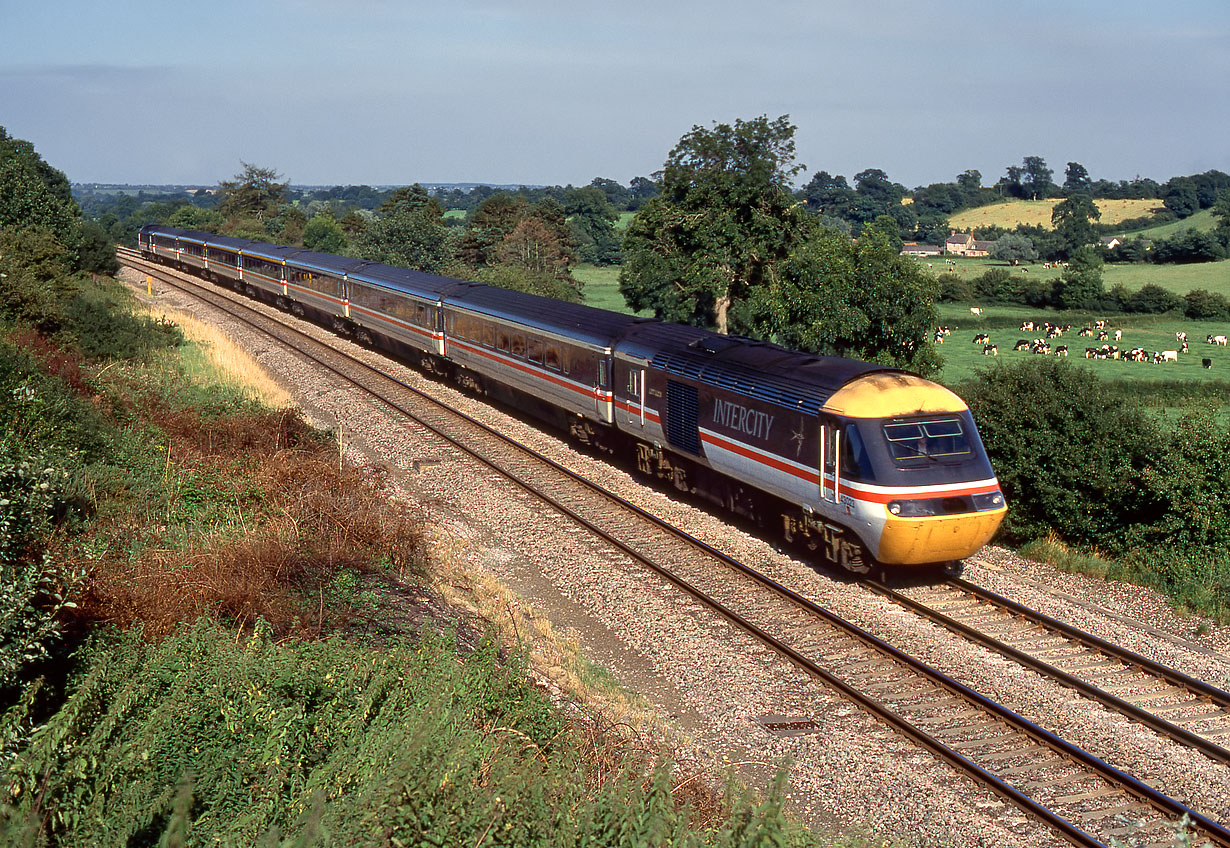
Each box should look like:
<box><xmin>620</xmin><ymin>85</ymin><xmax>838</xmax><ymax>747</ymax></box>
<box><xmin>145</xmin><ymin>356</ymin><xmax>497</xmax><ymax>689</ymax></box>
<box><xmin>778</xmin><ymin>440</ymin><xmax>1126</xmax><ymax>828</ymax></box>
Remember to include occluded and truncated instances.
<box><xmin>945</xmin><ymin>231</ymin><xmax>992</xmax><ymax>257</ymax></box>
<box><xmin>902</xmin><ymin>242</ymin><xmax>943</xmax><ymax>257</ymax></box>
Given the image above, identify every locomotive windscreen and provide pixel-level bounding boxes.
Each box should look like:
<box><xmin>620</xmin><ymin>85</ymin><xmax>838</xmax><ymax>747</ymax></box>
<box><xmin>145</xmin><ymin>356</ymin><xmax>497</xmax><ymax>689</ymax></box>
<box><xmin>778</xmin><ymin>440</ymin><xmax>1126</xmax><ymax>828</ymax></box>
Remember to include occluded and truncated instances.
<box><xmin>883</xmin><ymin>419</ymin><xmax>972</xmax><ymax>463</ymax></box>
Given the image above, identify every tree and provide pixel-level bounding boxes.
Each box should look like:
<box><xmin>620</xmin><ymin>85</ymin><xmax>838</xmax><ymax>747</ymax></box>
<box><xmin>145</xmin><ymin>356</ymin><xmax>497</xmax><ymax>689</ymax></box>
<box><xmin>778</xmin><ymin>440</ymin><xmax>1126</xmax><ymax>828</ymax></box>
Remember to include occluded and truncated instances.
<box><xmin>1052</xmin><ymin>246</ymin><xmax>1104</xmax><ymax>309</ymax></box>
<box><xmin>564</xmin><ymin>186</ymin><xmax>620</xmax><ymax>265</ymax></box>
<box><xmin>1021</xmin><ymin>156</ymin><xmax>1054</xmax><ymax>200</ymax></box>
<box><xmin>350</xmin><ymin>204</ymin><xmax>451</xmax><ymax>273</ymax></box>
<box><xmin>1163</xmin><ymin>177</ymin><xmax>1199</xmax><ymax>218</ymax></box>
<box><xmin>627</xmin><ymin>176</ymin><xmax>660</xmax><ymax>210</ymax></box>
<box><xmin>1063</xmin><ymin>162</ymin><xmax>1092</xmax><ymax>193</ymax></box>
<box><xmin>989</xmin><ymin>233</ymin><xmax>1037</xmax><ymax>265</ymax></box>
<box><xmin>459</xmin><ymin>193</ymin><xmax>531</xmax><ymax>267</ymax></box>
<box><xmin>496</xmin><ymin>217</ymin><xmax>576</xmax><ymax>280</ymax></box>
<box><xmin>1051</xmin><ymin>192</ymin><xmax>1101</xmax><ymax>256</ymax></box>
<box><xmin>800</xmin><ymin>171</ymin><xmax>853</xmax><ymax>217</ymax></box>
<box><xmin>0</xmin><ymin>127</ymin><xmax>80</xmax><ymax>248</ymax></box>
<box><xmin>739</xmin><ymin>225</ymin><xmax>941</xmax><ymax>375</ymax></box>
<box><xmin>620</xmin><ymin>115</ymin><xmax>807</xmax><ymax>334</ymax></box>
<box><xmin>302</xmin><ymin>213</ymin><xmax>347</xmax><ymax>254</ymax></box>
<box><xmin>218</xmin><ymin>162</ymin><xmax>288</xmax><ymax>220</ymax></box>
<box><xmin>956</xmin><ymin>169</ymin><xmax>983</xmax><ymax>200</ymax></box>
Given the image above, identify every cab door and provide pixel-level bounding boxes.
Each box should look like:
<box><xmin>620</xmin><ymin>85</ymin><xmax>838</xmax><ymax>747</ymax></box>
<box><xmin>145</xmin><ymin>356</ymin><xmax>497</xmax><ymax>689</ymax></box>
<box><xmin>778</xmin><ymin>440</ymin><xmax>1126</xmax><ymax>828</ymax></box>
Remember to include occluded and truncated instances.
<box><xmin>820</xmin><ymin>419</ymin><xmax>841</xmax><ymax>504</ymax></box>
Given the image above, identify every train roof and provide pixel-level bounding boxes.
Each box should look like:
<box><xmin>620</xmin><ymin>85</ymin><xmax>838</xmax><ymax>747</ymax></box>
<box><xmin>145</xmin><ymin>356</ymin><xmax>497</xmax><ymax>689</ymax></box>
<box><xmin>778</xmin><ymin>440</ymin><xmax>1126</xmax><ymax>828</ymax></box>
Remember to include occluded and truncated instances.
<box><xmin>617</xmin><ymin>321</ymin><xmax>901</xmax><ymax>413</ymax></box>
<box><xmin>444</xmin><ymin>283</ymin><xmax>647</xmax><ymax>348</ymax></box>
<box><xmin>347</xmin><ymin>263</ymin><xmax>467</xmax><ymax>300</ymax></box>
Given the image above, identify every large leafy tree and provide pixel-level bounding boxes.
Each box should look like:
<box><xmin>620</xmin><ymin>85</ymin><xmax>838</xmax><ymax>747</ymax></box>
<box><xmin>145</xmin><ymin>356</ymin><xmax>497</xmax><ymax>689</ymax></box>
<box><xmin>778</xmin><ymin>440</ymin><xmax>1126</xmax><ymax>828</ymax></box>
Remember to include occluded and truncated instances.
<box><xmin>1021</xmin><ymin>156</ymin><xmax>1054</xmax><ymax>200</ymax></box>
<box><xmin>1052</xmin><ymin>192</ymin><xmax>1101</xmax><ymax>256</ymax></box>
<box><xmin>458</xmin><ymin>193</ymin><xmax>531</xmax><ymax>267</ymax></box>
<box><xmin>620</xmin><ymin>115</ymin><xmax>807</xmax><ymax>334</ymax></box>
<box><xmin>350</xmin><ymin>202</ymin><xmax>451</xmax><ymax>274</ymax></box>
<box><xmin>739</xmin><ymin>223</ymin><xmax>941</xmax><ymax>375</ymax></box>
<box><xmin>564</xmin><ymin>186</ymin><xmax>620</xmax><ymax>265</ymax></box>
<box><xmin>1063</xmin><ymin>162</ymin><xmax>1092</xmax><ymax>193</ymax></box>
<box><xmin>0</xmin><ymin>127</ymin><xmax>80</xmax><ymax>248</ymax></box>
<box><xmin>218</xmin><ymin>162</ymin><xmax>288</xmax><ymax>220</ymax></box>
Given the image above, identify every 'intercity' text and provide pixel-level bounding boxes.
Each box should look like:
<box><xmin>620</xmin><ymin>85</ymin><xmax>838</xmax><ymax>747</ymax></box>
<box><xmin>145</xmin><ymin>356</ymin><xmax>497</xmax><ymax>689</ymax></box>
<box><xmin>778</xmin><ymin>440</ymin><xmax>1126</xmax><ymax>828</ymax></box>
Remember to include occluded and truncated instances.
<box><xmin>712</xmin><ymin>398</ymin><xmax>774</xmax><ymax>441</ymax></box>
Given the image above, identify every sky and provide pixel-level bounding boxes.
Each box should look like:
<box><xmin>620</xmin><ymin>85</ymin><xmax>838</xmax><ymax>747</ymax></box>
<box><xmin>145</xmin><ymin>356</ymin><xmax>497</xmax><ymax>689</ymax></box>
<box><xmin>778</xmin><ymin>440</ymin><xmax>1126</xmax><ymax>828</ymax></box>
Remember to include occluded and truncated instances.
<box><xmin>1</xmin><ymin>0</ymin><xmax>1227</xmax><ymax>191</ymax></box>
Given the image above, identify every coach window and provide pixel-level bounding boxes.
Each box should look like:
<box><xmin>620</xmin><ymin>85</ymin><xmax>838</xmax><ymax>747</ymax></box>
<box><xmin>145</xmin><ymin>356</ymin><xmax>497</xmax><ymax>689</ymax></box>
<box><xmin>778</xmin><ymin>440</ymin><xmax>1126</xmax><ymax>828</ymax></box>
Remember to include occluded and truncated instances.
<box><xmin>483</xmin><ymin>324</ymin><xmax>495</xmax><ymax>348</ymax></box>
<box><xmin>561</xmin><ymin>349</ymin><xmax>570</xmax><ymax>374</ymax></box>
<box><xmin>545</xmin><ymin>345</ymin><xmax>560</xmax><ymax>371</ymax></box>
<box><xmin>496</xmin><ymin>329</ymin><xmax>510</xmax><ymax>352</ymax></box>
<box><xmin>415</xmin><ymin>305</ymin><xmax>427</xmax><ymax>326</ymax></box>
<box><xmin>511</xmin><ymin>334</ymin><xmax>525</xmax><ymax>358</ymax></box>
<box><xmin>527</xmin><ymin>337</ymin><xmax>543</xmax><ymax>365</ymax></box>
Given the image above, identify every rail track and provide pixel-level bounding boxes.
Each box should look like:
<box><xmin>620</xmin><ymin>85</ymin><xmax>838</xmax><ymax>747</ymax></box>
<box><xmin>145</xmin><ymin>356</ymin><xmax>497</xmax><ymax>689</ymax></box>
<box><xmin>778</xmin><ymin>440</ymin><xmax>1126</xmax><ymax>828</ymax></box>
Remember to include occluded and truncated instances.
<box><xmin>869</xmin><ymin>577</ymin><xmax>1230</xmax><ymax>764</ymax></box>
<box><xmin>119</xmin><ymin>248</ymin><xmax>1230</xmax><ymax>847</ymax></box>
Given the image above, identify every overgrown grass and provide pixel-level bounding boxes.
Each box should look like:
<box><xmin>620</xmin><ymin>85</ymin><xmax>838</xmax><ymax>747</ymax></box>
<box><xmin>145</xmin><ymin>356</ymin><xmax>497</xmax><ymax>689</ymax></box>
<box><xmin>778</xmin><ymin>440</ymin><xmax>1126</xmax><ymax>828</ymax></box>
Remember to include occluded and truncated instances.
<box><xmin>1021</xmin><ymin>533</ymin><xmax>1230</xmax><ymax>626</ymax></box>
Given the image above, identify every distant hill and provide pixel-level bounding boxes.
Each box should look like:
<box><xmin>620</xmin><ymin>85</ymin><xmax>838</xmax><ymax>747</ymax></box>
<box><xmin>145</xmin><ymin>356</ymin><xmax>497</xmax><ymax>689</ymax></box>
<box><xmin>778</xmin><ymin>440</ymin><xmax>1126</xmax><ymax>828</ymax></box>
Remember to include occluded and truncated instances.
<box><xmin>947</xmin><ymin>198</ymin><xmax>1162</xmax><ymax>232</ymax></box>
<box><xmin>1129</xmin><ymin>207</ymin><xmax>1218</xmax><ymax>239</ymax></box>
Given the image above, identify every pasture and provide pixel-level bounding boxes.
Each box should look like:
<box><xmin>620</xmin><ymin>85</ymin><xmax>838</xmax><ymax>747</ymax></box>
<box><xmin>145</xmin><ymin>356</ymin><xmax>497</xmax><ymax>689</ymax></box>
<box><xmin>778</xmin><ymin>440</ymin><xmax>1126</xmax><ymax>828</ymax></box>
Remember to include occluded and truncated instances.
<box><xmin>573</xmin><ymin>263</ymin><xmax>651</xmax><ymax>315</ymax></box>
<box><xmin>915</xmin><ymin>254</ymin><xmax>1230</xmax><ymax>298</ymax></box>
<box><xmin>948</xmin><ymin>198</ymin><xmax>1161</xmax><ymax>232</ymax></box>
<box><xmin>934</xmin><ymin>304</ymin><xmax>1230</xmax><ymax>414</ymax></box>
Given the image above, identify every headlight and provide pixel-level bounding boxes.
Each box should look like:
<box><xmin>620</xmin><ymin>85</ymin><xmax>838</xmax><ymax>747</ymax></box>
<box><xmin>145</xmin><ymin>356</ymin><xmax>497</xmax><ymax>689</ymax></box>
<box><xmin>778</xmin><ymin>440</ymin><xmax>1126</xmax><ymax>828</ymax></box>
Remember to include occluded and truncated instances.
<box><xmin>972</xmin><ymin>491</ymin><xmax>1005</xmax><ymax>511</ymax></box>
<box><xmin>888</xmin><ymin>501</ymin><xmax>902</xmax><ymax>515</ymax></box>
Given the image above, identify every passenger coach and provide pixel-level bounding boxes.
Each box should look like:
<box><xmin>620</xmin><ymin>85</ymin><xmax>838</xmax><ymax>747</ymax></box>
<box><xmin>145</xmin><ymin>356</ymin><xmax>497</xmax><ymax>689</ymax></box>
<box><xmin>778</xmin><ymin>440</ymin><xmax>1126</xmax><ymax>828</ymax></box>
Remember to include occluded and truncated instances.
<box><xmin>138</xmin><ymin>224</ymin><xmax>1006</xmax><ymax>574</ymax></box>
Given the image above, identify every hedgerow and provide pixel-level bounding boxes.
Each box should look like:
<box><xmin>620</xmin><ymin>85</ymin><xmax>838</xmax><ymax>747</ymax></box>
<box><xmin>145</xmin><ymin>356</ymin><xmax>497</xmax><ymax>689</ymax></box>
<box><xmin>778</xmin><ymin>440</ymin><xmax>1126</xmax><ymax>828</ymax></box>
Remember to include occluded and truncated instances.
<box><xmin>962</xmin><ymin>358</ymin><xmax>1230</xmax><ymax>619</ymax></box>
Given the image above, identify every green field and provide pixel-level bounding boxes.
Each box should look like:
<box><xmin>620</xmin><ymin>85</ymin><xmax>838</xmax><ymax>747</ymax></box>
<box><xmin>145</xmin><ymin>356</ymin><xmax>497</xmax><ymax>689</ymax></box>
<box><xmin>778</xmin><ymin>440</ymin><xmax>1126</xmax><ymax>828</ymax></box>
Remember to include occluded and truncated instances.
<box><xmin>574</xmin><ymin>263</ymin><xmax>650</xmax><ymax>314</ymax></box>
<box><xmin>934</xmin><ymin>304</ymin><xmax>1230</xmax><ymax>410</ymax></box>
<box><xmin>915</xmin><ymin>254</ymin><xmax>1230</xmax><ymax>297</ymax></box>
<box><xmin>1131</xmin><ymin>207</ymin><xmax>1217</xmax><ymax>239</ymax></box>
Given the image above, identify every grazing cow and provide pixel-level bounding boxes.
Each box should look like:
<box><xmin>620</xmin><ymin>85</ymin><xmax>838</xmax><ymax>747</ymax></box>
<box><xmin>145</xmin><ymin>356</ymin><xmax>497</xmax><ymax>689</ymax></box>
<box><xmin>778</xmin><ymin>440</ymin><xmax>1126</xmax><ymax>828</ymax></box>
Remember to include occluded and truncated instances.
<box><xmin>1020</xmin><ymin>320</ymin><xmax>1035</xmax><ymax>331</ymax></box>
<box><xmin>1084</xmin><ymin>347</ymin><xmax>1099</xmax><ymax>359</ymax></box>
<box><xmin>1095</xmin><ymin>319</ymin><xmax>1107</xmax><ymax>330</ymax></box>
<box><xmin>1203</xmin><ymin>358</ymin><xmax>1213</xmax><ymax>369</ymax></box>
<box><xmin>934</xmin><ymin>330</ymin><xmax>945</xmax><ymax>344</ymax></box>
<box><xmin>970</xmin><ymin>307</ymin><xmax>983</xmax><ymax>316</ymax></box>
<box><xmin>1113</xmin><ymin>329</ymin><xmax>1122</xmax><ymax>341</ymax></box>
<box><xmin>983</xmin><ymin>344</ymin><xmax>998</xmax><ymax>356</ymax></box>
<box><xmin>1013</xmin><ymin>339</ymin><xmax>1030</xmax><ymax>351</ymax></box>
<box><xmin>1177</xmin><ymin>331</ymin><xmax>1188</xmax><ymax>344</ymax></box>
<box><xmin>1096</xmin><ymin>330</ymin><xmax>1109</xmax><ymax>341</ymax></box>
<box><xmin>973</xmin><ymin>333</ymin><xmax>990</xmax><ymax>344</ymax></box>
<box><xmin>1054</xmin><ymin>345</ymin><xmax>1069</xmax><ymax>357</ymax></box>
<box><xmin>1078</xmin><ymin>327</ymin><xmax>1093</xmax><ymax>337</ymax></box>
<box><xmin>1155</xmin><ymin>350</ymin><xmax>1179</xmax><ymax>363</ymax></box>
<box><xmin>1209</xmin><ymin>334</ymin><xmax>1228</xmax><ymax>346</ymax></box>
<box><xmin>1181</xmin><ymin>341</ymin><xmax>1189</xmax><ymax>353</ymax></box>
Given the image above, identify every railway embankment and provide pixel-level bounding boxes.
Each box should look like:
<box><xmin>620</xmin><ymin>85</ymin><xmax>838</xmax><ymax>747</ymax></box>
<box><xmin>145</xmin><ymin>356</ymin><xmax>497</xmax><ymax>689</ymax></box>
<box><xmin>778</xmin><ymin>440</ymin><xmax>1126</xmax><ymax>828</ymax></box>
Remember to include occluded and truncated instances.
<box><xmin>0</xmin><ymin>259</ymin><xmax>848</xmax><ymax>844</ymax></box>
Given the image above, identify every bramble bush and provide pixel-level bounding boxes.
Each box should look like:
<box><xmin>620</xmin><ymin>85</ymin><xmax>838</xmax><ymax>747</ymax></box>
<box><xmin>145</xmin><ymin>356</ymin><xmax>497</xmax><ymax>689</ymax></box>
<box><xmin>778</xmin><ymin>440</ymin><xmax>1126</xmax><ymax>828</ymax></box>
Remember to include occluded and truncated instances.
<box><xmin>962</xmin><ymin>358</ymin><xmax>1230</xmax><ymax>618</ymax></box>
<box><xmin>0</xmin><ymin>622</ymin><xmax>816</xmax><ymax>847</ymax></box>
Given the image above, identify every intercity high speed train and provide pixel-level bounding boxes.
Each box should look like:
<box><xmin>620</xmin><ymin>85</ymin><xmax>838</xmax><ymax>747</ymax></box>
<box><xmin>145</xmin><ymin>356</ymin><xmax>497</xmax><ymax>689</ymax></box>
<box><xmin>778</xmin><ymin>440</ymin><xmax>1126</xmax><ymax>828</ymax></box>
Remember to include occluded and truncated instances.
<box><xmin>140</xmin><ymin>224</ymin><xmax>1006</xmax><ymax>574</ymax></box>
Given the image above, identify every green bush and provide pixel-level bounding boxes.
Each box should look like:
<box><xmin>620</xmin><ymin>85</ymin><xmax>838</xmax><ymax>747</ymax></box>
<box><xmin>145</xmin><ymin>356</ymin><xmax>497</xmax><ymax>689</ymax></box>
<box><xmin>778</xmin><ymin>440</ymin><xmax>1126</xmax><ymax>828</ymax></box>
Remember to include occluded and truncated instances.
<box><xmin>0</xmin><ymin>622</ymin><xmax>817</xmax><ymax>847</ymax></box>
<box><xmin>959</xmin><ymin>358</ymin><xmax>1159</xmax><ymax>545</ymax></box>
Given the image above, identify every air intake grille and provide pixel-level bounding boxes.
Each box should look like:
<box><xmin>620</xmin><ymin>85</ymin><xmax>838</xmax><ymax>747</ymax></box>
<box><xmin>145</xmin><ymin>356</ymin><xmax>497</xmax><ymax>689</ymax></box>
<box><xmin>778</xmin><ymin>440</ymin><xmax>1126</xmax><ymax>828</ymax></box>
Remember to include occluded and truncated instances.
<box><xmin>666</xmin><ymin>381</ymin><xmax>701</xmax><ymax>455</ymax></box>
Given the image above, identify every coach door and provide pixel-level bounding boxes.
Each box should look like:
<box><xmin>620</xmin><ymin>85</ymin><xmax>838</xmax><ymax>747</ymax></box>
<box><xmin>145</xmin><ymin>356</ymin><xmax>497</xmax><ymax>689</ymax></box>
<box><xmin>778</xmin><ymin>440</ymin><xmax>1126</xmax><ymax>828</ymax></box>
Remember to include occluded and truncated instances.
<box><xmin>820</xmin><ymin>420</ymin><xmax>841</xmax><ymax>504</ymax></box>
<box><xmin>621</xmin><ymin>365</ymin><xmax>646</xmax><ymax>427</ymax></box>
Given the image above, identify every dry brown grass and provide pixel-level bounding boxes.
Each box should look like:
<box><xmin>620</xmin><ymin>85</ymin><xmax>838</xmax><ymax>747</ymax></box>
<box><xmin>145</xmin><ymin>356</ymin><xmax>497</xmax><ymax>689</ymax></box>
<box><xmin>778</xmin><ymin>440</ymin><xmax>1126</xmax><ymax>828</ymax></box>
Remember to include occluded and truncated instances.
<box><xmin>75</xmin><ymin>408</ymin><xmax>427</xmax><ymax>639</ymax></box>
<box><xmin>140</xmin><ymin>304</ymin><xmax>294</xmax><ymax>408</ymax></box>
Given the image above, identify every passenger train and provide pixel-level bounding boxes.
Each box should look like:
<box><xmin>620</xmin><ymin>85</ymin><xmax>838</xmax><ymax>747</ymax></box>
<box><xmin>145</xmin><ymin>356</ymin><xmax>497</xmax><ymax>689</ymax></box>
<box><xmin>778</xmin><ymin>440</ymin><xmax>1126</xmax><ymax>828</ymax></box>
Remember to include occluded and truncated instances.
<box><xmin>139</xmin><ymin>224</ymin><xmax>1006</xmax><ymax>574</ymax></box>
